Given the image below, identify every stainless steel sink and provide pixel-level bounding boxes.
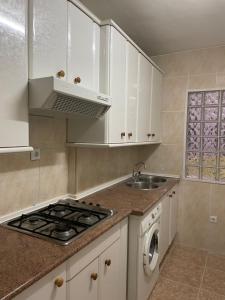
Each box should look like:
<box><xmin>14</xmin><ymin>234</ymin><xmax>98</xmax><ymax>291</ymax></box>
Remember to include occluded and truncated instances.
<box><xmin>126</xmin><ymin>175</ymin><xmax>167</xmax><ymax>190</ymax></box>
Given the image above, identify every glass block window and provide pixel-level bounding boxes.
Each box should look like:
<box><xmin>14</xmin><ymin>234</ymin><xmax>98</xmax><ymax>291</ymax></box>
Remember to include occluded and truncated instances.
<box><xmin>185</xmin><ymin>90</ymin><xmax>225</xmax><ymax>182</ymax></box>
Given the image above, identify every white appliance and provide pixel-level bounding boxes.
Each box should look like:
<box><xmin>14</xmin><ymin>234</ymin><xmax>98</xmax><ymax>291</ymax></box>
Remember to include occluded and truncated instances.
<box><xmin>128</xmin><ymin>203</ymin><xmax>161</xmax><ymax>300</ymax></box>
<box><xmin>29</xmin><ymin>77</ymin><xmax>111</xmax><ymax>118</ymax></box>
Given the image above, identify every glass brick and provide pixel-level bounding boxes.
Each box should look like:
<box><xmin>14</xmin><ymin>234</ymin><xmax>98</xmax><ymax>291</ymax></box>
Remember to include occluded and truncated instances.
<box><xmin>186</xmin><ymin>166</ymin><xmax>199</xmax><ymax>179</ymax></box>
<box><xmin>204</xmin><ymin>107</ymin><xmax>219</xmax><ymax>121</ymax></box>
<box><xmin>219</xmin><ymin>153</ymin><xmax>225</xmax><ymax>167</ymax></box>
<box><xmin>204</xmin><ymin>91</ymin><xmax>220</xmax><ymax>105</ymax></box>
<box><xmin>222</xmin><ymin>91</ymin><xmax>225</xmax><ymax>104</ymax></box>
<box><xmin>188</xmin><ymin>107</ymin><xmax>201</xmax><ymax>121</ymax></box>
<box><xmin>188</xmin><ymin>92</ymin><xmax>203</xmax><ymax>106</ymax></box>
<box><xmin>202</xmin><ymin>167</ymin><xmax>216</xmax><ymax>181</ymax></box>
<box><xmin>202</xmin><ymin>152</ymin><xmax>217</xmax><ymax>167</ymax></box>
<box><xmin>203</xmin><ymin>123</ymin><xmax>218</xmax><ymax>136</ymax></box>
<box><xmin>186</xmin><ymin>152</ymin><xmax>200</xmax><ymax>165</ymax></box>
<box><xmin>221</xmin><ymin>107</ymin><xmax>225</xmax><ymax>121</ymax></box>
<box><xmin>187</xmin><ymin>123</ymin><xmax>201</xmax><ymax>136</ymax></box>
<box><xmin>187</xmin><ymin>137</ymin><xmax>201</xmax><ymax>151</ymax></box>
<box><xmin>220</xmin><ymin>138</ymin><xmax>225</xmax><ymax>152</ymax></box>
<box><xmin>220</xmin><ymin>123</ymin><xmax>225</xmax><ymax>137</ymax></box>
<box><xmin>219</xmin><ymin>168</ymin><xmax>225</xmax><ymax>182</ymax></box>
<box><xmin>203</xmin><ymin>138</ymin><xmax>218</xmax><ymax>152</ymax></box>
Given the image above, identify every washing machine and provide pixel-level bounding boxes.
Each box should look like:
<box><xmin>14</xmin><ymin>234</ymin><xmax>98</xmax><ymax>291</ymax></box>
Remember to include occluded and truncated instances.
<box><xmin>127</xmin><ymin>203</ymin><xmax>161</xmax><ymax>300</ymax></box>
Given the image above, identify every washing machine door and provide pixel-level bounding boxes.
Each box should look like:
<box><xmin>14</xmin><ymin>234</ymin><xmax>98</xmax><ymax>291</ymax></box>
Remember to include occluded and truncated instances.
<box><xmin>143</xmin><ymin>222</ymin><xmax>159</xmax><ymax>276</ymax></box>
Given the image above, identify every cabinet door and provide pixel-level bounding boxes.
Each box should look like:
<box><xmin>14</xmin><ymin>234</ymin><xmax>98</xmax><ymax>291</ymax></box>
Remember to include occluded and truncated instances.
<box><xmin>169</xmin><ymin>186</ymin><xmax>178</xmax><ymax>244</ymax></box>
<box><xmin>14</xmin><ymin>263</ymin><xmax>66</xmax><ymax>300</ymax></box>
<box><xmin>125</xmin><ymin>42</ymin><xmax>139</xmax><ymax>142</ymax></box>
<box><xmin>108</xmin><ymin>27</ymin><xmax>127</xmax><ymax>143</ymax></box>
<box><xmin>68</xmin><ymin>2</ymin><xmax>100</xmax><ymax>91</ymax></box>
<box><xmin>0</xmin><ymin>0</ymin><xmax>29</xmax><ymax>147</ymax></box>
<box><xmin>99</xmin><ymin>239</ymin><xmax>121</xmax><ymax>300</ymax></box>
<box><xmin>68</xmin><ymin>258</ymin><xmax>98</xmax><ymax>300</ymax></box>
<box><xmin>159</xmin><ymin>195</ymin><xmax>170</xmax><ymax>263</ymax></box>
<box><xmin>149</xmin><ymin>67</ymin><xmax>162</xmax><ymax>143</ymax></box>
<box><xmin>29</xmin><ymin>0</ymin><xmax>67</xmax><ymax>79</ymax></box>
<box><xmin>137</xmin><ymin>55</ymin><xmax>152</xmax><ymax>142</ymax></box>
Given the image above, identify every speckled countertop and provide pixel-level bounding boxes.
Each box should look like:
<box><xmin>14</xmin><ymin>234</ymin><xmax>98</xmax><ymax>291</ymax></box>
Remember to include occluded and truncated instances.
<box><xmin>0</xmin><ymin>177</ymin><xmax>178</xmax><ymax>300</ymax></box>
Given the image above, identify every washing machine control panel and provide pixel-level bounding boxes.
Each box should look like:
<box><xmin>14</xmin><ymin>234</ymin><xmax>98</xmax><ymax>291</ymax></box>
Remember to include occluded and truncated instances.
<box><xmin>140</xmin><ymin>203</ymin><xmax>161</xmax><ymax>235</ymax></box>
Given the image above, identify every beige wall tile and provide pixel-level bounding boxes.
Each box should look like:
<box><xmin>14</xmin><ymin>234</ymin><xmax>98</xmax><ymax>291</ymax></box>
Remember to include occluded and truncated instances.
<box><xmin>216</xmin><ymin>73</ymin><xmax>225</xmax><ymax>88</ymax></box>
<box><xmin>161</xmin><ymin>112</ymin><xmax>185</xmax><ymax>145</ymax></box>
<box><xmin>162</xmin><ymin>76</ymin><xmax>188</xmax><ymax>112</ymax></box>
<box><xmin>39</xmin><ymin>148</ymin><xmax>68</xmax><ymax>202</ymax></box>
<box><xmin>0</xmin><ymin>153</ymin><xmax>39</xmax><ymax>215</ymax></box>
<box><xmin>188</xmin><ymin>74</ymin><xmax>217</xmax><ymax>90</ymax></box>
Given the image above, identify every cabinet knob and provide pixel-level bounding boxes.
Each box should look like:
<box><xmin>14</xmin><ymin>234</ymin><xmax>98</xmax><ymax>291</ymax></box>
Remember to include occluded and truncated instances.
<box><xmin>57</xmin><ymin>70</ymin><xmax>65</xmax><ymax>78</ymax></box>
<box><xmin>128</xmin><ymin>132</ymin><xmax>132</xmax><ymax>138</ymax></box>
<box><xmin>173</xmin><ymin>191</ymin><xmax>176</xmax><ymax>194</ymax></box>
<box><xmin>105</xmin><ymin>259</ymin><xmax>111</xmax><ymax>266</ymax></box>
<box><xmin>147</xmin><ymin>133</ymin><xmax>151</xmax><ymax>137</ymax></box>
<box><xmin>152</xmin><ymin>133</ymin><xmax>156</xmax><ymax>137</ymax></box>
<box><xmin>54</xmin><ymin>277</ymin><xmax>64</xmax><ymax>288</ymax></box>
<box><xmin>91</xmin><ymin>273</ymin><xmax>98</xmax><ymax>280</ymax></box>
<box><xmin>121</xmin><ymin>132</ymin><xmax>125</xmax><ymax>138</ymax></box>
<box><xmin>169</xmin><ymin>194</ymin><xmax>173</xmax><ymax>198</ymax></box>
<box><xmin>74</xmin><ymin>77</ymin><xmax>81</xmax><ymax>84</ymax></box>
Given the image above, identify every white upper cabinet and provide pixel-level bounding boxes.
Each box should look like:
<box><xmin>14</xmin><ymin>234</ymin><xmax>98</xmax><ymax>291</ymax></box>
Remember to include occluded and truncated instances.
<box><xmin>148</xmin><ymin>67</ymin><xmax>162</xmax><ymax>143</ymax></box>
<box><xmin>29</xmin><ymin>0</ymin><xmax>68</xmax><ymax>79</ymax></box>
<box><xmin>106</xmin><ymin>26</ymin><xmax>127</xmax><ymax>143</ymax></box>
<box><xmin>125</xmin><ymin>42</ymin><xmax>139</xmax><ymax>143</ymax></box>
<box><xmin>0</xmin><ymin>0</ymin><xmax>29</xmax><ymax>148</ymax></box>
<box><xmin>68</xmin><ymin>2</ymin><xmax>100</xmax><ymax>91</ymax></box>
<box><xmin>137</xmin><ymin>54</ymin><xmax>153</xmax><ymax>142</ymax></box>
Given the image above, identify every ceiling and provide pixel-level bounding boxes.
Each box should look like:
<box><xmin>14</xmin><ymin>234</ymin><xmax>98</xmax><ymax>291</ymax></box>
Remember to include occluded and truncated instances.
<box><xmin>80</xmin><ymin>0</ymin><xmax>225</xmax><ymax>56</ymax></box>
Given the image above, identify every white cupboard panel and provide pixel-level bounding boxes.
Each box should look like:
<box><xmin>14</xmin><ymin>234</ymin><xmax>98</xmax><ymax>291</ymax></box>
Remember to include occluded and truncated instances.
<box><xmin>108</xmin><ymin>27</ymin><xmax>126</xmax><ymax>143</ymax></box>
<box><xmin>149</xmin><ymin>67</ymin><xmax>162</xmax><ymax>143</ymax></box>
<box><xmin>159</xmin><ymin>195</ymin><xmax>170</xmax><ymax>263</ymax></box>
<box><xmin>68</xmin><ymin>258</ymin><xmax>98</xmax><ymax>300</ymax></box>
<box><xmin>14</xmin><ymin>263</ymin><xmax>66</xmax><ymax>300</ymax></box>
<box><xmin>169</xmin><ymin>187</ymin><xmax>178</xmax><ymax>244</ymax></box>
<box><xmin>68</xmin><ymin>2</ymin><xmax>99</xmax><ymax>91</ymax></box>
<box><xmin>99</xmin><ymin>239</ymin><xmax>121</xmax><ymax>300</ymax></box>
<box><xmin>0</xmin><ymin>0</ymin><xmax>29</xmax><ymax>147</ymax></box>
<box><xmin>29</xmin><ymin>0</ymin><xmax>67</xmax><ymax>79</ymax></box>
<box><xmin>125</xmin><ymin>42</ymin><xmax>139</xmax><ymax>142</ymax></box>
<box><xmin>137</xmin><ymin>55</ymin><xmax>152</xmax><ymax>142</ymax></box>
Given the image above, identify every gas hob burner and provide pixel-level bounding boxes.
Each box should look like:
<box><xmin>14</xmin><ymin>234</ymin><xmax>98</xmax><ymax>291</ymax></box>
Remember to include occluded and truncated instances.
<box><xmin>4</xmin><ymin>198</ymin><xmax>116</xmax><ymax>245</ymax></box>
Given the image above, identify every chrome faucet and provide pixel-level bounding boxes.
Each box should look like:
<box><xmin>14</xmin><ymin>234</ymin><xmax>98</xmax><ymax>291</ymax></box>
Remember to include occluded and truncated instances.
<box><xmin>132</xmin><ymin>161</ymin><xmax>146</xmax><ymax>179</ymax></box>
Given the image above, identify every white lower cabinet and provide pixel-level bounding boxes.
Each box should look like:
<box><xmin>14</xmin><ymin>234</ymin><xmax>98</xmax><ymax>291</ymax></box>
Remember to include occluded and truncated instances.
<box><xmin>14</xmin><ymin>263</ymin><xmax>67</xmax><ymax>300</ymax></box>
<box><xmin>159</xmin><ymin>185</ymin><xmax>178</xmax><ymax>263</ymax></box>
<box><xmin>68</xmin><ymin>258</ymin><xmax>99</xmax><ymax>300</ymax></box>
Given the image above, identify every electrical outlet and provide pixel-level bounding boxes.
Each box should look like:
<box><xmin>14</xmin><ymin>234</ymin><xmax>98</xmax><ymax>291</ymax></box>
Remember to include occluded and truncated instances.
<box><xmin>209</xmin><ymin>216</ymin><xmax>217</xmax><ymax>223</ymax></box>
<box><xmin>30</xmin><ymin>148</ymin><xmax>41</xmax><ymax>161</ymax></box>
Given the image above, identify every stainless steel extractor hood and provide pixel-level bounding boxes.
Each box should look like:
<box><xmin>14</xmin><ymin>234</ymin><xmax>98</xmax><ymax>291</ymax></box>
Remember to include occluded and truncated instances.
<box><xmin>29</xmin><ymin>77</ymin><xmax>111</xmax><ymax>118</ymax></box>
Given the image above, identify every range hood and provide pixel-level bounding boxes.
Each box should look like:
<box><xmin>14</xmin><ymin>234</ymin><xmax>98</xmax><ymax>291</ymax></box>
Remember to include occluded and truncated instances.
<box><xmin>29</xmin><ymin>77</ymin><xmax>111</xmax><ymax>118</ymax></box>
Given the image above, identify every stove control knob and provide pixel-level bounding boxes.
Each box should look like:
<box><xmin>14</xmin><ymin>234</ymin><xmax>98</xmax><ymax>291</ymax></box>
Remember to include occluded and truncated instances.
<box><xmin>89</xmin><ymin>202</ymin><xmax>93</xmax><ymax>205</ymax></box>
<box><xmin>75</xmin><ymin>200</ymin><xmax>79</xmax><ymax>202</ymax></box>
<box><xmin>55</xmin><ymin>277</ymin><xmax>64</xmax><ymax>288</ymax></box>
<box><xmin>82</xmin><ymin>201</ymin><xmax>86</xmax><ymax>204</ymax></box>
<box><xmin>96</xmin><ymin>203</ymin><xmax>101</xmax><ymax>207</ymax></box>
<box><xmin>91</xmin><ymin>273</ymin><xmax>98</xmax><ymax>281</ymax></box>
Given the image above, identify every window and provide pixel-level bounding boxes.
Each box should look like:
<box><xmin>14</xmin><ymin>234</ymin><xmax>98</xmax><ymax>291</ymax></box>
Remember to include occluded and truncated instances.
<box><xmin>185</xmin><ymin>90</ymin><xmax>225</xmax><ymax>183</ymax></box>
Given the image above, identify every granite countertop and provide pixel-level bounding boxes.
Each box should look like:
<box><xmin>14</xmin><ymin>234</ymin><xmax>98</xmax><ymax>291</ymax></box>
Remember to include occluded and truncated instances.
<box><xmin>0</xmin><ymin>177</ymin><xmax>178</xmax><ymax>300</ymax></box>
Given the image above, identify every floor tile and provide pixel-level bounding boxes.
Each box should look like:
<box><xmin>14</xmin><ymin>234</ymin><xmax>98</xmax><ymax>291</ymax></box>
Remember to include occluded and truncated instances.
<box><xmin>170</xmin><ymin>244</ymin><xmax>207</xmax><ymax>266</ymax></box>
<box><xmin>207</xmin><ymin>253</ymin><xmax>225</xmax><ymax>272</ymax></box>
<box><xmin>149</xmin><ymin>277</ymin><xmax>198</xmax><ymax>300</ymax></box>
<box><xmin>161</xmin><ymin>257</ymin><xmax>204</xmax><ymax>287</ymax></box>
<box><xmin>198</xmin><ymin>289</ymin><xmax>225</xmax><ymax>300</ymax></box>
<box><xmin>202</xmin><ymin>268</ymin><xmax>225</xmax><ymax>296</ymax></box>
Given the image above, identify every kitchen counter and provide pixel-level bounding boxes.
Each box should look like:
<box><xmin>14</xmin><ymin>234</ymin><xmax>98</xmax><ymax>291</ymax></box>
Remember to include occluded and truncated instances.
<box><xmin>0</xmin><ymin>177</ymin><xmax>178</xmax><ymax>300</ymax></box>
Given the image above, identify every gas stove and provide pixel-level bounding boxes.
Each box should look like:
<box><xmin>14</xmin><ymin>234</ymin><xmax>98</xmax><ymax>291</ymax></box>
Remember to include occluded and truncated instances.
<box><xmin>4</xmin><ymin>199</ymin><xmax>115</xmax><ymax>245</ymax></box>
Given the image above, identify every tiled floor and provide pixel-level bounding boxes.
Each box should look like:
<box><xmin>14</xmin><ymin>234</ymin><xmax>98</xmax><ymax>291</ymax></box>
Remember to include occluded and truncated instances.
<box><xmin>149</xmin><ymin>244</ymin><xmax>225</xmax><ymax>300</ymax></box>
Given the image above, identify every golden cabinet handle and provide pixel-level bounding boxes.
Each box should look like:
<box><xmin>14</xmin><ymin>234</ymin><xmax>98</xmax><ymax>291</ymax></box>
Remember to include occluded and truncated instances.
<box><xmin>57</xmin><ymin>70</ymin><xmax>65</xmax><ymax>78</ymax></box>
<box><xmin>128</xmin><ymin>132</ymin><xmax>132</xmax><ymax>138</ymax></box>
<box><xmin>105</xmin><ymin>259</ymin><xmax>111</xmax><ymax>266</ymax></box>
<box><xmin>74</xmin><ymin>77</ymin><xmax>81</xmax><ymax>84</ymax></box>
<box><xmin>54</xmin><ymin>277</ymin><xmax>64</xmax><ymax>287</ymax></box>
<box><xmin>91</xmin><ymin>273</ymin><xmax>98</xmax><ymax>280</ymax></box>
<box><xmin>121</xmin><ymin>132</ymin><xmax>125</xmax><ymax>138</ymax></box>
